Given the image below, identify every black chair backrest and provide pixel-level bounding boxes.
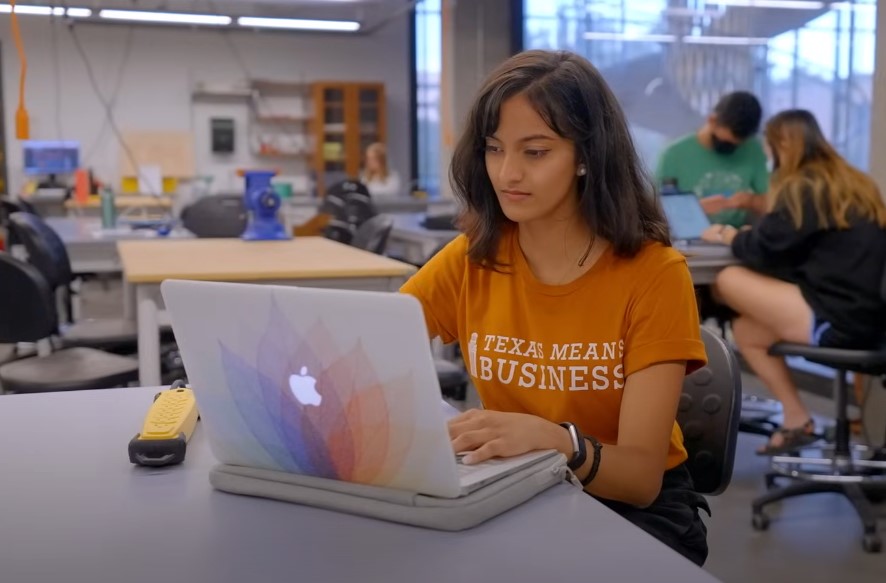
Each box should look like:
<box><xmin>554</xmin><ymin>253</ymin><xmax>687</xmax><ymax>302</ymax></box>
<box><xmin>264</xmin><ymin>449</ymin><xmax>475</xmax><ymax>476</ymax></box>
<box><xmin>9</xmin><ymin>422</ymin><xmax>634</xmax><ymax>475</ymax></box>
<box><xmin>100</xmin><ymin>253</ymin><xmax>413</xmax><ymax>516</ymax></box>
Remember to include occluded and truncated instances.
<box><xmin>325</xmin><ymin>179</ymin><xmax>369</xmax><ymax>199</ymax></box>
<box><xmin>7</xmin><ymin>211</ymin><xmax>73</xmax><ymax>289</ymax></box>
<box><xmin>342</xmin><ymin>193</ymin><xmax>377</xmax><ymax>227</ymax></box>
<box><xmin>677</xmin><ymin>326</ymin><xmax>742</xmax><ymax>495</ymax></box>
<box><xmin>351</xmin><ymin>214</ymin><xmax>394</xmax><ymax>254</ymax></box>
<box><xmin>180</xmin><ymin>195</ymin><xmax>247</xmax><ymax>238</ymax></box>
<box><xmin>319</xmin><ymin>186</ymin><xmax>377</xmax><ymax>246</ymax></box>
<box><xmin>318</xmin><ymin>194</ymin><xmax>347</xmax><ymax>217</ymax></box>
<box><xmin>0</xmin><ymin>253</ymin><xmax>58</xmax><ymax>343</ymax></box>
<box><xmin>322</xmin><ymin>219</ymin><xmax>356</xmax><ymax>245</ymax></box>
<box><xmin>1</xmin><ymin>196</ymin><xmax>37</xmax><ymax>221</ymax></box>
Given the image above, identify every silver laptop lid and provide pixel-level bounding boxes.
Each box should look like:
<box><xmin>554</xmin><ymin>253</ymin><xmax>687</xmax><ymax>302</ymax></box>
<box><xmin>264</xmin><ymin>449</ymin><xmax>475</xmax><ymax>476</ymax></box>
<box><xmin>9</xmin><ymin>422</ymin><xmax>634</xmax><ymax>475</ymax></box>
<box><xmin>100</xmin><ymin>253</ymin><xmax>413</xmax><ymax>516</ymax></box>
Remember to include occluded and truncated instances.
<box><xmin>161</xmin><ymin>279</ymin><xmax>462</xmax><ymax>498</ymax></box>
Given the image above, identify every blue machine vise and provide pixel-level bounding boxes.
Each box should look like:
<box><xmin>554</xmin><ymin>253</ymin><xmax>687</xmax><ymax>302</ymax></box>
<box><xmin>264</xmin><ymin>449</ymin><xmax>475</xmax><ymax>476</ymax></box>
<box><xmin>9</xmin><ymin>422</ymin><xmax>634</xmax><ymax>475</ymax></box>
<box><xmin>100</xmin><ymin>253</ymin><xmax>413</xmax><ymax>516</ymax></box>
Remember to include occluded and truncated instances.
<box><xmin>241</xmin><ymin>170</ymin><xmax>290</xmax><ymax>241</ymax></box>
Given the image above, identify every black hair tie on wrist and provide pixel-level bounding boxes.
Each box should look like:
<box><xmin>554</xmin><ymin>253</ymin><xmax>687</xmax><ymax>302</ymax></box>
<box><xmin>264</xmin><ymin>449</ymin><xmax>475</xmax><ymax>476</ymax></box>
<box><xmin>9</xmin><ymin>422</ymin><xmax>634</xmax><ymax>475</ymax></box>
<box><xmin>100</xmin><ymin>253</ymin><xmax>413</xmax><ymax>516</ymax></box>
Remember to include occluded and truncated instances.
<box><xmin>581</xmin><ymin>436</ymin><xmax>603</xmax><ymax>486</ymax></box>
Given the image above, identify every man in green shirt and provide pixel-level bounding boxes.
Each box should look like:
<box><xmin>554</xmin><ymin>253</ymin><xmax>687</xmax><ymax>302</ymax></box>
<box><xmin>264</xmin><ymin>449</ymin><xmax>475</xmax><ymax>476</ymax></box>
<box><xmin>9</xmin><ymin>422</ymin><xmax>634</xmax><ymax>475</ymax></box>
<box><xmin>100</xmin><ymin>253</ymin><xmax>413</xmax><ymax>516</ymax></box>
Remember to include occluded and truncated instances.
<box><xmin>656</xmin><ymin>91</ymin><xmax>770</xmax><ymax>227</ymax></box>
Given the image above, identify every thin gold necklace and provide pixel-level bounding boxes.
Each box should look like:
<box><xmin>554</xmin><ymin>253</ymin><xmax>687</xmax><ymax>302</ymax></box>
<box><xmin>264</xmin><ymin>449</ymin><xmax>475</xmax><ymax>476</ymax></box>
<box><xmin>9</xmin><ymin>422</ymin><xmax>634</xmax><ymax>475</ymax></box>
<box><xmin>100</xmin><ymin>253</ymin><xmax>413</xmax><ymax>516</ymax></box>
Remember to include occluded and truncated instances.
<box><xmin>577</xmin><ymin>234</ymin><xmax>595</xmax><ymax>267</ymax></box>
<box><xmin>554</xmin><ymin>234</ymin><xmax>596</xmax><ymax>285</ymax></box>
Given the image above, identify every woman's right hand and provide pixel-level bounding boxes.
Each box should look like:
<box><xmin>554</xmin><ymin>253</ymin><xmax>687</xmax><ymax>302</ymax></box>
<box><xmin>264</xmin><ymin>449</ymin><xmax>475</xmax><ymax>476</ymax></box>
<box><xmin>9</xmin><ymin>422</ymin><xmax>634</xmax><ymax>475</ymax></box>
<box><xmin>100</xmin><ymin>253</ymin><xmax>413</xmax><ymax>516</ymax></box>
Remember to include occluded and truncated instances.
<box><xmin>699</xmin><ymin>195</ymin><xmax>728</xmax><ymax>215</ymax></box>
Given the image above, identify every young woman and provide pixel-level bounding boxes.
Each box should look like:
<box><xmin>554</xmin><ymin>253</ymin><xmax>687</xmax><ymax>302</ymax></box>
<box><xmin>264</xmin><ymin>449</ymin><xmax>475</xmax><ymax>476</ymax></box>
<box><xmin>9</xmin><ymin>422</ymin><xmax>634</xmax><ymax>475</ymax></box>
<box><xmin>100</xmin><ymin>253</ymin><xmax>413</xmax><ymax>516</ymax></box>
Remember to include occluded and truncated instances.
<box><xmin>400</xmin><ymin>50</ymin><xmax>710</xmax><ymax>565</ymax></box>
<box><xmin>701</xmin><ymin>109</ymin><xmax>886</xmax><ymax>454</ymax></box>
<box><xmin>360</xmin><ymin>142</ymin><xmax>402</xmax><ymax>198</ymax></box>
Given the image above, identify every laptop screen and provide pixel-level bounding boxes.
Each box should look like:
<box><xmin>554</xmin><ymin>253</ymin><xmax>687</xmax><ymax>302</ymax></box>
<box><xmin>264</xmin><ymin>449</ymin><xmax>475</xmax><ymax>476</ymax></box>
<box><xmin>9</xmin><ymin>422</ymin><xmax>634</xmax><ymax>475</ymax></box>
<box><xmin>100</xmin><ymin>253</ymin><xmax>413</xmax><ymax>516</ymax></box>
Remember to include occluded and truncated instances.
<box><xmin>660</xmin><ymin>194</ymin><xmax>711</xmax><ymax>241</ymax></box>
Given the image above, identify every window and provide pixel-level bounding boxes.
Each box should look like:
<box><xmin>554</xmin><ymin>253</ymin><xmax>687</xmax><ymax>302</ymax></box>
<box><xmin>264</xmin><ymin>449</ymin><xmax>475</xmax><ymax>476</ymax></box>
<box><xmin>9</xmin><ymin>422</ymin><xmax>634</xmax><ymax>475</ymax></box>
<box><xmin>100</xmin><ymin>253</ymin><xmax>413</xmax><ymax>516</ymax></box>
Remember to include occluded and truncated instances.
<box><xmin>523</xmin><ymin>0</ymin><xmax>877</xmax><ymax>172</ymax></box>
<box><xmin>415</xmin><ymin>0</ymin><xmax>443</xmax><ymax>195</ymax></box>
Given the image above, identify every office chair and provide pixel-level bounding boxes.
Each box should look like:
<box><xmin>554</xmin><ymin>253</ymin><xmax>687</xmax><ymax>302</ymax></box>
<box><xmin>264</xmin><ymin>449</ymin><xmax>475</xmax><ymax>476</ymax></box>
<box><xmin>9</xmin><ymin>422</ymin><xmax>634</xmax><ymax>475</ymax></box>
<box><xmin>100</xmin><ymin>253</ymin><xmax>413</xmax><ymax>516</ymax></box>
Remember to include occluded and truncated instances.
<box><xmin>7</xmin><ymin>212</ymin><xmax>146</xmax><ymax>353</ymax></box>
<box><xmin>0</xmin><ymin>254</ymin><xmax>139</xmax><ymax>393</ymax></box>
<box><xmin>317</xmin><ymin>193</ymin><xmax>347</xmax><ymax>218</ymax></box>
<box><xmin>341</xmin><ymin>193</ymin><xmax>376</xmax><ymax>225</ymax></box>
<box><xmin>180</xmin><ymin>194</ymin><xmax>247</xmax><ymax>238</ymax></box>
<box><xmin>318</xmin><ymin>178</ymin><xmax>370</xmax><ymax>215</ymax></box>
<box><xmin>1</xmin><ymin>196</ymin><xmax>38</xmax><ymax>219</ymax></box>
<box><xmin>695</xmin><ymin>285</ymin><xmax>784</xmax><ymax>438</ymax></box>
<box><xmin>323</xmin><ymin>197</ymin><xmax>377</xmax><ymax>243</ymax></box>
<box><xmin>751</xmin><ymin>341</ymin><xmax>886</xmax><ymax>552</ymax></box>
<box><xmin>677</xmin><ymin>326</ymin><xmax>743</xmax><ymax>495</ymax></box>
<box><xmin>351</xmin><ymin>214</ymin><xmax>394</xmax><ymax>255</ymax></box>
<box><xmin>322</xmin><ymin>219</ymin><xmax>357</xmax><ymax>245</ymax></box>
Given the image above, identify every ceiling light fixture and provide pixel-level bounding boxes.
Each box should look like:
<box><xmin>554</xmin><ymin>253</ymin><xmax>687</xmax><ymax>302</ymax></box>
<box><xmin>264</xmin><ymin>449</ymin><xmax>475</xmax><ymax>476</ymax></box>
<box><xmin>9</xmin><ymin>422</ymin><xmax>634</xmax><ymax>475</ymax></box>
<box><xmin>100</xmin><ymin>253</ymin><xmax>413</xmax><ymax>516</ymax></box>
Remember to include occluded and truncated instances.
<box><xmin>237</xmin><ymin>16</ymin><xmax>360</xmax><ymax>32</ymax></box>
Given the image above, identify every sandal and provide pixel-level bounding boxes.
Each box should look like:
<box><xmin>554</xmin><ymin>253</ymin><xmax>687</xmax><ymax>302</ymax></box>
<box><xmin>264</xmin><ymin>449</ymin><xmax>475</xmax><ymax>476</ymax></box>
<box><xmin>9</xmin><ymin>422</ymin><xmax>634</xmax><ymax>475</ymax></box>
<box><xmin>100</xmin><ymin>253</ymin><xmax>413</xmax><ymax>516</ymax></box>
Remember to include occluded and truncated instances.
<box><xmin>756</xmin><ymin>419</ymin><xmax>819</xmax><ymax>456</ymax></box>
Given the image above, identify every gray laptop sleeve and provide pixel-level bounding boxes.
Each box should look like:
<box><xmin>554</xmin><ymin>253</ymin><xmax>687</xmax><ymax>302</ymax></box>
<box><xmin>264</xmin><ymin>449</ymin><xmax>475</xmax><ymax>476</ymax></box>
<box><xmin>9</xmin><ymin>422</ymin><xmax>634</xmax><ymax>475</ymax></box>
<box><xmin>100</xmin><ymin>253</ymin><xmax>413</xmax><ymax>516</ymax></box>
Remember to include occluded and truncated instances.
<box><xmin>209</xmin><ymin>453</ymin><xmax>573</xmax><ymax>531</ymax></box>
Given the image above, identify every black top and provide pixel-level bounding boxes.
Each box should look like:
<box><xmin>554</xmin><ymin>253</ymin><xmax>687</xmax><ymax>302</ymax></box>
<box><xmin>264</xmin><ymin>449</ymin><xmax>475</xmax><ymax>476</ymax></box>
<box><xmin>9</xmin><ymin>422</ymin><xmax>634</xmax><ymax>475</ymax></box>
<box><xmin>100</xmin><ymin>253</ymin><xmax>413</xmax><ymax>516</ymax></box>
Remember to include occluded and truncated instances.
<box><xmin>731</xmin><ymin>191</ymin><xmax>886</xmax><ymax>346</ymax></box>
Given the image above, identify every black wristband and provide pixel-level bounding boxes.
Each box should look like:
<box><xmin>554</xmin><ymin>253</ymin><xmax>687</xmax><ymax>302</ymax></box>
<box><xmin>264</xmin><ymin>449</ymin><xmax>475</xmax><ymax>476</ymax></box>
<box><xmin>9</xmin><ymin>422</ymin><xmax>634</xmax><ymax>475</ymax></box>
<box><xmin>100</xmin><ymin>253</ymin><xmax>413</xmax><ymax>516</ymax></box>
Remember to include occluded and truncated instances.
<box><xmin>559</xmin><ymin>422</ymin><xmax>587</xmax><ymax>471</ymax></box>
<box><xmin>581</xmin><ymin>435</ymin><xmax>603</xmax><ymax>486</ymax></box>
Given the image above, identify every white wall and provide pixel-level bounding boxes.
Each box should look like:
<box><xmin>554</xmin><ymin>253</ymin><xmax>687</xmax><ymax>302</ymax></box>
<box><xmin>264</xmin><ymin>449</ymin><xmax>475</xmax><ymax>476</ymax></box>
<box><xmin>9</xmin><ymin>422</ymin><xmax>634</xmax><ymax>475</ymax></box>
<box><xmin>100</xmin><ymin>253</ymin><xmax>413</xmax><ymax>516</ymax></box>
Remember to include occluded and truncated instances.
<box><xmin>0</xmin><ymin>16</ymin><xmax>411</xmax><ymax>195</ymax></box>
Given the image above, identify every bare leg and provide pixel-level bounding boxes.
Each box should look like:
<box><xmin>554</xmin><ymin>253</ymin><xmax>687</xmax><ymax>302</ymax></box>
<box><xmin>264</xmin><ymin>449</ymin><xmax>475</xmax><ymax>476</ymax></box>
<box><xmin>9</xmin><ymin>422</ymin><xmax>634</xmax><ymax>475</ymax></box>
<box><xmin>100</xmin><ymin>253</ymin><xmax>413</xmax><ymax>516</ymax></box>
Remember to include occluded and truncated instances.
<box><xmin>732</xmin><ymin>316</ymin><xmax>811</xmax><ymax>430</ymax></box>
<box><xmin>714</xmin><ymin>266</ymin><xmax>816</xmax><ymax>447</ymax></box>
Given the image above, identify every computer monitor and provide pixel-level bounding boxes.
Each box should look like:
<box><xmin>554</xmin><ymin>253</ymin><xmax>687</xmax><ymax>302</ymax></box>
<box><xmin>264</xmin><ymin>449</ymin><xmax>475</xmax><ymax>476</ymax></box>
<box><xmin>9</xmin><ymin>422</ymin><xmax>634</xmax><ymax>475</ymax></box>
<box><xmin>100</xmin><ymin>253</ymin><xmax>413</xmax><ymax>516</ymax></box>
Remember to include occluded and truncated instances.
<box><xmin>23</xmin><ymin>141</ymin><xmax>80</xmax><ymax>177</ymax></box>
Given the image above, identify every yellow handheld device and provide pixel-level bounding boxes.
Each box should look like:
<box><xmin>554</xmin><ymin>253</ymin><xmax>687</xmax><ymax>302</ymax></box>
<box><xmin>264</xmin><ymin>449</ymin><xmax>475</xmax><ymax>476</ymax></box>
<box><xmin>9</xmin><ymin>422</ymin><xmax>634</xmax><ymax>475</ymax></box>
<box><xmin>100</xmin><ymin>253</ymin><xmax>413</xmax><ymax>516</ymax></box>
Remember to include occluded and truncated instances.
<box><xmin>128</xmin><ymin>385</ymin><xmax>199</xmax><ymax>467</ymax></box>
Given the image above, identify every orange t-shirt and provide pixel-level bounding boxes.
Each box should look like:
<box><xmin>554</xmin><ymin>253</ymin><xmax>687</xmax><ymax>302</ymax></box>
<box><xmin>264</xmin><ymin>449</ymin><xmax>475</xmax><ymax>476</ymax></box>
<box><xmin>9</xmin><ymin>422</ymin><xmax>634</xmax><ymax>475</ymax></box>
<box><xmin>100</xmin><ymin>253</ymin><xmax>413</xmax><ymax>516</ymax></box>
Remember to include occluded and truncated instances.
<box><xmin>400</xmin><ymin>228</ymin><xmax>707</xmax><ymax>469</ymax></box>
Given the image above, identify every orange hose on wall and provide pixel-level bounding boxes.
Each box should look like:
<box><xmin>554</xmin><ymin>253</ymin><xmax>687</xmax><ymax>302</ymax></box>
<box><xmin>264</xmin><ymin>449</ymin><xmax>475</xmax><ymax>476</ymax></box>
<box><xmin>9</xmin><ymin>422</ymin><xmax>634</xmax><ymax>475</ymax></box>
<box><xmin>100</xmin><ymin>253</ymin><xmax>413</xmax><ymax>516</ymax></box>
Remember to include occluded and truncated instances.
<box><xmin>10</xmin><ymin>0</ymin><xmax>30</xmax><ymax>139</ymax></box>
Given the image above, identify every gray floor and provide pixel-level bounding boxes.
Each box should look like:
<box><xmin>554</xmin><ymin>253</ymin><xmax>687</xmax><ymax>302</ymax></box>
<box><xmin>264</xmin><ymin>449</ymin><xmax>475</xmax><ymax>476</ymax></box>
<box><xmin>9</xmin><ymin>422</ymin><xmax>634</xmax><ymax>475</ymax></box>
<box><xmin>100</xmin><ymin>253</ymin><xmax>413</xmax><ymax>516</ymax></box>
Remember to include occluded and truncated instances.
<box><xmin>704</xmin><ymin>375</ymin><xmax>886</xmax><ymax>582</ymax></box>
<box><xmin>39</xmin><ymin>279</ymin><xmax>886</xmax><ymax>580</ymax></box>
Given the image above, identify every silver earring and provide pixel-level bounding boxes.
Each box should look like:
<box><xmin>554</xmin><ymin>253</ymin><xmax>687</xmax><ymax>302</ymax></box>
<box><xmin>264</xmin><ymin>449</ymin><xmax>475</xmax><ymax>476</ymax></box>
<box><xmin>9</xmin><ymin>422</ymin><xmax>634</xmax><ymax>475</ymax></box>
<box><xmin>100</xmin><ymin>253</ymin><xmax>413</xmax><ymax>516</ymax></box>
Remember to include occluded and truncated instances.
<box><xmin>577</xmin><ymin>165</ymin><xmax>587</xmax><ymax>176</ymax></box>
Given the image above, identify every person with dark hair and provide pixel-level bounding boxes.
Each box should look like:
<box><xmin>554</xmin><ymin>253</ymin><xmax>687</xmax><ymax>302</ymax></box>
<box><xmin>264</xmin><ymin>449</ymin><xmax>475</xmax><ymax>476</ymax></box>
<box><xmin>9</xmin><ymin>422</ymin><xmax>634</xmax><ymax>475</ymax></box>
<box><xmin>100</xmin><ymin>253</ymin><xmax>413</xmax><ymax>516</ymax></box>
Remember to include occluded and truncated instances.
<box><xmin>701</xmin><ymin>109</ymin><xmax>886</xmax><ymax>454</ymax></box>
<box><xmin>656</xmin><ymin>91</ymin><xmax>769</xmax><ymax>227</ymax></box>
<box><xmin>400</xmin><ymin>50</ymin><xmax>710</xmax><ymax>565</ymax></box>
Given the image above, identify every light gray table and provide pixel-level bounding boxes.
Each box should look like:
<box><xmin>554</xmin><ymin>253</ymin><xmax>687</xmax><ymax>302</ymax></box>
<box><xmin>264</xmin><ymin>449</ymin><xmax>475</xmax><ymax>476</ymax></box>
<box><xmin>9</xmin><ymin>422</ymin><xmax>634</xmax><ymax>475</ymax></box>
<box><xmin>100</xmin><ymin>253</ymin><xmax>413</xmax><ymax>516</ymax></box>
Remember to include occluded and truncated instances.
<box><xmin>44</xmin><ymin>217</ymin><xmax>192</xmax><ymax>274</ymax></box>
<box><xmin>387</xmin><ymin>215</ymin><xmax>738</xmax><ymax>282</ymax></box>
<box><xmin>0</xmin><ymin>387</ymin><xmax>721</xmax><ymax>583</ymax></box>
<box><xmin>282</xmin><ymin>196</ymin><xmax>452</xmax><ymax>235</ymax></box>
<box><xmin>682</xmin><ymin>244</ymin><xmax>739</xmax><ymax>285</ymax></box>
<box><xmin>389</xmin><ymin>212</ymin><xmax>460</xmax><ymax>265</ymax></box>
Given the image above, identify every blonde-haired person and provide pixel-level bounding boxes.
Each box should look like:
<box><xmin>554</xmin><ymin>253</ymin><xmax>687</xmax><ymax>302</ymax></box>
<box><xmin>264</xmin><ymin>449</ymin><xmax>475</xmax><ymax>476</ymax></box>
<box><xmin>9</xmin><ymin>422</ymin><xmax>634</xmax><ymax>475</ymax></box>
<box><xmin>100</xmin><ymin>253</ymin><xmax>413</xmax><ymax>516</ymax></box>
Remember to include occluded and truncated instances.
<box><xmin>361</xmin><ymin>142</ymin><xmax>402</xmax><ymax>198</ymax></box>
<box><xmin>701</xmin><ymin>109</ymin><xmax>886</xmax><ymax>455</ymax></box>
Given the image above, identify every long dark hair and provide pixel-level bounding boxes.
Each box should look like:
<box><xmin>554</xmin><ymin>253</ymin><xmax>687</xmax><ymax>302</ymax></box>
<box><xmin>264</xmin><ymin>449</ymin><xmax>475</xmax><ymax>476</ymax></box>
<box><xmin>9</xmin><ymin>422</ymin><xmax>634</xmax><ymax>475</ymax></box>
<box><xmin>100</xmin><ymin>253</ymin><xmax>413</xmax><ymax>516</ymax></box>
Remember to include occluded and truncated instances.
<box><xmin>765</xmin><ymin>109</ymin><xmax>886</xmax><ymax>230</ymax></box>
<box><xmin>450</xmin><ymin>50</ymin><xmax>669</xmax><ymax>267</ymax></box>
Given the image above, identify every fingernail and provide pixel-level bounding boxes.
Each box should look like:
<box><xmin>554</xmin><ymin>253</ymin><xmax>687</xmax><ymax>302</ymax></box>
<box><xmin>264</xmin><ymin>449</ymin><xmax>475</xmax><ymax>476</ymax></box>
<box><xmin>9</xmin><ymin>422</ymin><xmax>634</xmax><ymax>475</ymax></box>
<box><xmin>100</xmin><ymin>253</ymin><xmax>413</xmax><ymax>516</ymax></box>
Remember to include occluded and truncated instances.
<box><xmin>462</xmin><ymin>454</ymin><xmax>474</xmax><ymax>465</ymax></box>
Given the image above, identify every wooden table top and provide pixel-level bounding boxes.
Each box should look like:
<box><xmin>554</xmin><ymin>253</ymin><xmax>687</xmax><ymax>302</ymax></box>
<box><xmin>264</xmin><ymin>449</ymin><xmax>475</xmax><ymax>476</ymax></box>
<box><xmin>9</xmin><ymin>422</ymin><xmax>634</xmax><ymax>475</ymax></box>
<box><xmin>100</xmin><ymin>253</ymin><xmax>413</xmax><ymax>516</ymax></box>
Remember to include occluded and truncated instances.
<box><xmin>117</xmin><ymin>237</ymin><xmax>416</xmax><ymax>283</ymax></box>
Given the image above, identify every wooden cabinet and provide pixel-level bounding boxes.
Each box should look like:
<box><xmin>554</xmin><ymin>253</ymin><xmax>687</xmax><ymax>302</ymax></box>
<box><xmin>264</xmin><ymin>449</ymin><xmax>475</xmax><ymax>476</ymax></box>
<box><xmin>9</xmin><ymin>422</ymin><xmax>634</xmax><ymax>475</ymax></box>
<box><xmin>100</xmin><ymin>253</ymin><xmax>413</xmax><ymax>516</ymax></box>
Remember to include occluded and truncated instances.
<box><xmin>311</xmin><ymin>82</ymin><xmax>385</xmax><ymax>196</ymax></box>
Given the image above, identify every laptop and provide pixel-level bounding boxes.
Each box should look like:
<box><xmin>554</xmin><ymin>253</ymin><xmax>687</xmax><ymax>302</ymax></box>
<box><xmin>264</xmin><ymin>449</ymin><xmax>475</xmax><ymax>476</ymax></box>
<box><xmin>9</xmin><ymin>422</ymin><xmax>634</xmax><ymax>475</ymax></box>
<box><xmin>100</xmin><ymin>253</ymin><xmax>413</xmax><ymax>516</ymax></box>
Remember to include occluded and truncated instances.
<box><xmin>659</xmin><ymin>192</ymin><xmax>736</xmax><ymax>256</ymax></box>
<box><xmin>660</xmin><ymin>192</ymin><xmax>713</xmax><ymax>244</ymax></box>
<box><xmin>160</xmin><ymin>280</ymin><xmax>557</xmax><ymax>499</ymax></box>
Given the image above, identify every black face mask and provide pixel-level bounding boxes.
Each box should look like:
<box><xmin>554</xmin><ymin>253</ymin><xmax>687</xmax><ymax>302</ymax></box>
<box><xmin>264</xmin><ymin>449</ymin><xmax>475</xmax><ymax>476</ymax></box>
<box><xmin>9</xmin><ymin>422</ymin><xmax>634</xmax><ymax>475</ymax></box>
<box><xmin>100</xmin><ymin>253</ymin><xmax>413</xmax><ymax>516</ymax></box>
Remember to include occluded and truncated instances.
<box><xmin>711</xmin><ymin>135</ymin><xmax>738</xmax><ymax>155</ymax></box>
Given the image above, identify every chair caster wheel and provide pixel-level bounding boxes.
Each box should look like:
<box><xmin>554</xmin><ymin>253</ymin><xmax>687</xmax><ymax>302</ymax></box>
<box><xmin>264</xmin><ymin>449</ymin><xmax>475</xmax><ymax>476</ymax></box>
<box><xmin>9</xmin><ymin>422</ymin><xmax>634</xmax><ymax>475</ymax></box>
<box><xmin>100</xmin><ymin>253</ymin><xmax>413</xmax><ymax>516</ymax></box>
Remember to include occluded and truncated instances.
<box><xmin>752</xmin><ymin>512</ymin><xmax>770</xmax><ymax>531</ymax></box>
<box><xmin>862</xmin><ymin>533</ymin><xmax>882</xmax><ymax>553</ymax></box>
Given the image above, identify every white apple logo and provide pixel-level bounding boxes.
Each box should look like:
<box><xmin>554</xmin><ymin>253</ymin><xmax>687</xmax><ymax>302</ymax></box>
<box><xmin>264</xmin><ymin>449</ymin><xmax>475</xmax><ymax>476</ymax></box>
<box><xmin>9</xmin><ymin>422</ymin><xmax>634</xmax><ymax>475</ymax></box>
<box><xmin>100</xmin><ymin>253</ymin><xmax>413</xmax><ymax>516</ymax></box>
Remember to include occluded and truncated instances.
<box><xmin>289</xmin><ymin>366</ymin><xmax>322</xmax><ymax>406</ymax></box>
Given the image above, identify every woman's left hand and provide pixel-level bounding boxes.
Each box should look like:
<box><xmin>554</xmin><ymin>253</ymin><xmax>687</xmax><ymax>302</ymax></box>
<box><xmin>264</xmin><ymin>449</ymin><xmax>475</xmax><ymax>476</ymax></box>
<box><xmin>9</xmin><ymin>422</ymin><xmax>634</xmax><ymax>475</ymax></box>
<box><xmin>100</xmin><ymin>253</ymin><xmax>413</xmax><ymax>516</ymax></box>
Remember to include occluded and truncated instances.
<box><xmin>448</xmin><ymin>409</ymin><xmax>570</xmax><ymax>465</ymax></box>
